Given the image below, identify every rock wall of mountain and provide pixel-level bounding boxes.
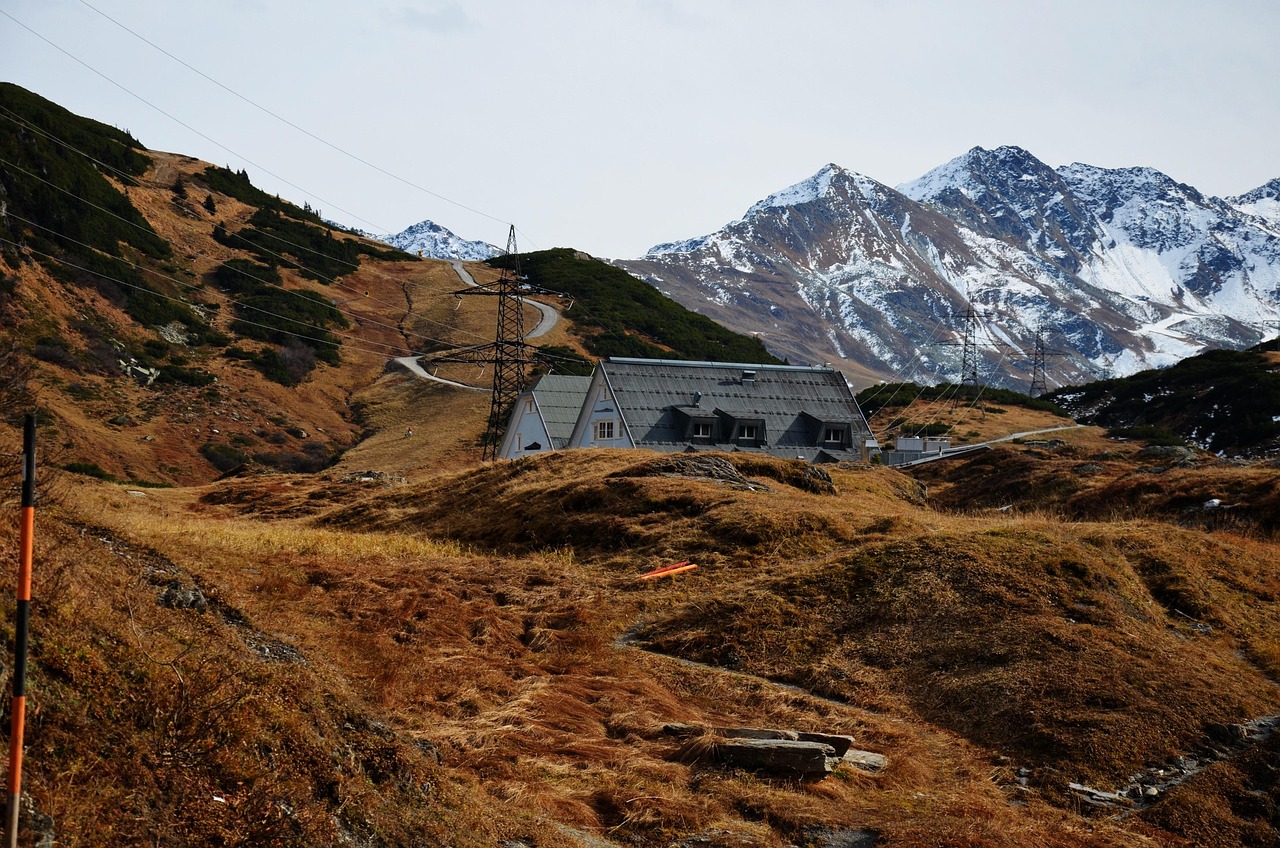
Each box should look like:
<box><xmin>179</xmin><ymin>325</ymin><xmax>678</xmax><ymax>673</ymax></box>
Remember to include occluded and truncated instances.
<box><xmin>617</xmin><ymin>147</ymin><xmax>1280</xmax><ymax>390</ymax></box>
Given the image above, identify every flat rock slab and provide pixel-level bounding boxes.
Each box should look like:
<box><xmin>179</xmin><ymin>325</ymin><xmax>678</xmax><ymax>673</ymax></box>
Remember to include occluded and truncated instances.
<box><xmin>798</xmin><ymin>732</ymin><xmax>855</xmax><ymax>757</ymax></box>
<box><xmin>715</xmin><ymin>739</ymin><xmax>839</xmax><ymax>776</ymax></box>
<box><xmin>719</xmin><ymin>727</ymin><xmax>800</xmax><ymax>741</ymax></box>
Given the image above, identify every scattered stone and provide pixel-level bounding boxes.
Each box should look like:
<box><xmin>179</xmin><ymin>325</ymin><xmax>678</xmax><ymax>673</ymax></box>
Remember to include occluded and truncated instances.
<box><xmin>1067</xmin><ymin>782</ymin><xmax>1134</xmax><ymax>808</ymax></box>
<box><xmin>157</xmin><ymin>321</ymin><xmax>191</xmax><ymax>345</ymax></box>
<box><xmin>1138</xmin><ymin>445</ymin><xmax>1193</xmax><ymax>460</ymax></box>
<box><xmin>662</xmin><ymin>722</ymin><xmax>703</xmax><ymax>738</ymax></box>
<box><xmin>796</xmin><ymin>464</ymin><xmax>837</xmax><ymax>495</ymax></box>
<box><xmin>1073</xmin><ymin>463</ymin><xmax>1104</xmax><ymax>476</ymax></box>
<box><xmin>802</xmin><ymin>826</ymin><xmax>880</xmax><ymax>848</ymax></box>
<box><xmin>842</xmin><ymin>749</ymin><xmax>888</xmax><ymax>773</ymax></box>
<box><xmin>286</xmin><ymin>427</ymin><xmax>310</xmax><ymax>439</ymax></box>
<box><xmin>1207</xmin><ymin>722</ymin><xmax>1249</xmax><ymax>746</ymax></box>
<box><xmin>159</xmin><ymin>579</ymin><xmax>208</xmax><ymax>612</ymax></box>
<box><xmin>339</xmin><ymin>470</ymin><xmax>407</xmax><ymax>486</ymax></box>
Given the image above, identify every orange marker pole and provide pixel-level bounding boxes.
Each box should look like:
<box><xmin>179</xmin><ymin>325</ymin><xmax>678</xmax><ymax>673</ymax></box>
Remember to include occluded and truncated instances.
<box><xmin>639</xmin><ymin>564</ymin><xmax>698</xmax><ymax>581</ymax></box>
<box><xmin>6</xmin><ymin>414</ymin><xmax>35</xmax><ymax>848</ymax></box>
<box><xmin>638</xmin><ymin>560</ymin><xmax>690</xmax><ymax>580</ymax></box>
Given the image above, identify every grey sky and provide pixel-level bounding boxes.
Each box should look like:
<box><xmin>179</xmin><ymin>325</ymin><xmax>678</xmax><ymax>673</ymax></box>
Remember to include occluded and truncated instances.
<box><xmin>3</xmin><ymin>0</ymin><xmax>1278</xmax><ymax>258</ymax></box>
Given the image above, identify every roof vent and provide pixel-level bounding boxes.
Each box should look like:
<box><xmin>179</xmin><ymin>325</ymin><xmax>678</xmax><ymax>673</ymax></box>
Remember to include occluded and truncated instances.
<box><xmin>741</xmin><ymin>370</ymin><xmax>757</xmax><ymax>384</ymax></box>
<box><xmin>693</xmin><ymin>391</ymin><xmax>703</xmax><ymax>406</ymax></box>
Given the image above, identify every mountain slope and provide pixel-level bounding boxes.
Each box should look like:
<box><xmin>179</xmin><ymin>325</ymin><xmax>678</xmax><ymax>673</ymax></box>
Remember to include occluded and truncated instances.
<box><xmin>1047</xmin><ymin>336</ymin><xmax>1280</xmax><ymax>456</ymax></box>
<box><xmin>618</xmin><ymin>148</ymin><xmax>1280</xmax><ymax>392</ymax></box>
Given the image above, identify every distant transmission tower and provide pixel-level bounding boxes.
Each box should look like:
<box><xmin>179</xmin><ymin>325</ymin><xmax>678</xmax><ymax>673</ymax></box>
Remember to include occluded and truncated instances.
<box><xmin>957</xmin><ymin>301</ymin><xmax>981</xmax><ymax>389</ymax></box>
<box><xmin>1026</xmin><ymin>324</ymin><xmax>1068</xmax><ymax>397</ymax></box>
<box><xmin>419</xmin><ymin>226</ymin><xmax>568</xmax><ymax>460</ymax></box>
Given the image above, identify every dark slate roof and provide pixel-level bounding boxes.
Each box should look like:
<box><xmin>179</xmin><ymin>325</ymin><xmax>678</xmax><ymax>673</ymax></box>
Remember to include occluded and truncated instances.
<box><xmin>531</xmin><ymin>375</ymin><xmax>592</xmax><ymax>449</ymax></box>
<box><xmin>599</xmin><ymin>358</ymin><xmax>872</xmax><ymax>459</ymax></box>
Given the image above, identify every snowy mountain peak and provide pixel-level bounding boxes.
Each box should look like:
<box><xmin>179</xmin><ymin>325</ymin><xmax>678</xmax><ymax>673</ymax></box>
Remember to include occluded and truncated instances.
<box><xmin>898</xmin><ymin>145</ymin><xmax>1056</xmax><ymax>203</ymax></box>
<box><xmin>622</xmin><ymin>144</ymin><xmax>1280</xmax><ymax>391</ymax></box>
<box><xmin>1230</xmin><ymin>178</ymin><xmax>1280</xmax><ymax>227</ymax></box>
<box><xmin>1235</xmin><ymin>178</ymin><xmax>1280</xmax><ymax>203</ymax></box>
<box><xmin>646</xmin><ymin>164</ymin><xmax>888</xmax><ymax>257</ymax></box>
<box><xmin>377</xmin><ymin>219</ymin><xmax>500</xmax><ymax>261</ymax></box>
<box><xmin>744</xmin><ymin>163</ymin><xmax>877</xmax><ymax>216</ymax></box>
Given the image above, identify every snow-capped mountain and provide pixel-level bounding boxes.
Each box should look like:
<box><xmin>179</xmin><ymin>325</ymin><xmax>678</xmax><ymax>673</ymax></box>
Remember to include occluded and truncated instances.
<box><xmin>617</xmin><ymin>147</ymin><xmax>1280</xmax><ymax>390</ymax></box>
<box><xmin>376</xmin><ymin>219</ymin><xmax>499</xmax><ymax>261</ymax></box>
<box><xmin>1231</xmin><ymin>178</ymin><xmax>1280</xmax><ymax>228</ymax></box>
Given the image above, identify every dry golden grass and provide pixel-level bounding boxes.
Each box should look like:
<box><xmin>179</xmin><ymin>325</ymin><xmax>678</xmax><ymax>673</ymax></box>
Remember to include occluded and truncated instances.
<box><xmin>34</xmin><ymin>440</ymin><xmax>1280</xmax><ymax>846</ymax></box>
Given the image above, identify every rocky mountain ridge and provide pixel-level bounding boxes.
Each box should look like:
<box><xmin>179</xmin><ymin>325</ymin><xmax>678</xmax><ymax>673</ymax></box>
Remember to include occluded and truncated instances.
<box><xmin>618</xmin><ymin>147</ymin><xmax>1280</xmax><ymax>390</ymax></box>
<box><xmin>373</xmin><ymin>219</ymin><xmax>499</xmax><ymax>260</ymax></box>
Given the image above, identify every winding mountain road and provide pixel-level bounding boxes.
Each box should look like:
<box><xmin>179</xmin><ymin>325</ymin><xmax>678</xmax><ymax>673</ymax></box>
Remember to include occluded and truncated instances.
<box><xmin>394</xmin><ymin>260</ymin><xmax>561</xmax><ymax>389</ymax></box>
<box><xmin>448</xmin><ymin>260</ymin><xmax>561</xmax><ymax>338</ymax></box>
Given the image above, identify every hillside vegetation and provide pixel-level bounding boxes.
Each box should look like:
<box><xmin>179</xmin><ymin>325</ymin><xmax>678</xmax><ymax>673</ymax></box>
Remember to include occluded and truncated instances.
<box><xmin>489</xmin><ymin>248</ymin><xmax>781</xmax><ymax>364</ymax></box>
<box><xmin>1048</xmin><ymin>337</ymin><xmax>1280</xmax><ymax>456</ymax></box>
<box><xmin>5</xmin><ymin>82</ymin><xmax>1280</xmax><ymax>848</ymax></box>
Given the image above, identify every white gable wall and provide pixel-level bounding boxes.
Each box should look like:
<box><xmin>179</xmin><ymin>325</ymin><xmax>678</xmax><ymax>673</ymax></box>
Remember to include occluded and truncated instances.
<box><xmin>568</xmin><ymin>368</ymin><xmax>635</xmax><ymax>449</ymax></box>
<box><xmin>498</xmin><ymin>395</ymin><xmax>555</xmax><ymax>459</ymax></box>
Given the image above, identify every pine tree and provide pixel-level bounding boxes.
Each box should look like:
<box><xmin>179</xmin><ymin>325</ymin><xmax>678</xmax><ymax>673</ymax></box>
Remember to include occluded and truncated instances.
<box><xmin>172</xmin><ymin>177</ymin><xmax>187</xmax><ymax>199</ymax></box>
<box><xmin>203</xmin><ymin>194</ymin><xmax>217</xmax><ymax>214</ymax></box>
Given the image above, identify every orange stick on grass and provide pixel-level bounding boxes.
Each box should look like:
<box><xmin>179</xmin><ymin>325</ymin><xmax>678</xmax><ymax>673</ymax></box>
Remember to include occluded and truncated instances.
<box><xmin>639</xmin><ymin>563</ymin><xmax>697</xmax><ymax>580</ymax></box>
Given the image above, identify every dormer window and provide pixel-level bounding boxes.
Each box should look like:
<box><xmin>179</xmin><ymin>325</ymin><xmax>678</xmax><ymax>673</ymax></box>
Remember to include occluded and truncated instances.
<box><xmin>737</xmin><ymin>424</ymin><xmax>759</xmax><ymax>440</ymax></box>
<box><xmin>692</xmin><ymin>421</ymin><xmax>713</xmax><ymax>439</ymax></box>
<box><xmin>824</xmin><ymin>427</ymin><xmax>845</xmax><ymax>445</ymax></box>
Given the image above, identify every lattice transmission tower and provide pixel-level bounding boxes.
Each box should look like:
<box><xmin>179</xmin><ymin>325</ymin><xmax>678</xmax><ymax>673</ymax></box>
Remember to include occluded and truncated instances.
<box><xmin>419</xmin><ymin>226</ymin><xmax>568</xmax><ymax>460</ymax></box>
<box><xmin>1026</xmin><ymin>324</ymin><xmax>1069</xmax><ymax>398</ymax></box>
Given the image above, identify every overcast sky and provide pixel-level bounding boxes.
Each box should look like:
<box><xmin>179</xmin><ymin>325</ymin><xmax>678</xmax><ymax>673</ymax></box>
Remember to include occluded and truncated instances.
<box><xmin>3</xmin><ymin>0</ymin><xmax>1278</xmax><ymax>258</ymax></box>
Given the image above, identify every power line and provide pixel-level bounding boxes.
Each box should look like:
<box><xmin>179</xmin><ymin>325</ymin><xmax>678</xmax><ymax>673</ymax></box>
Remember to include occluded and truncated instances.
<box><xmin>0</xmin><ymin>112</ymin><xmax>498</xmax><ymax>346</ymax></box>
<box><xmin>1</xmin><ymin>188</ymin><xmax>465</xmax><ymax>353</ymax></box>
<box><xmin>74</xmin><ymin>0</ymin><xmax>531</xmax><ymax>246</ymax></box>
<box><xmin>0</xmin><ymin>234</ymin><xmax>430</xmax><ymax>361</ymax></box>
<box><xmin>1</xmin><ymin>8</ymin><xmax>392</xmax><ymax>236</ymax></box>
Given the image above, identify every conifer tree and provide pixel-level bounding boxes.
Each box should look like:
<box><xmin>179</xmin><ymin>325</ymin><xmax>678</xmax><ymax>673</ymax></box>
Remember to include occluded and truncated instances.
<box><xmin>203</xmin><ymin>194</ymin><xmax>217</xmax><ymax>214</ymax></box>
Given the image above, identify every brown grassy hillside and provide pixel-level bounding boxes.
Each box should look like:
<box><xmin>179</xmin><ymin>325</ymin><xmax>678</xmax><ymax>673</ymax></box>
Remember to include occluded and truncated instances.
<box><xmin>3</xmin><ymin>443</ymin><xmax>1269</xmax><ymax>847</ymax></box>
<box><xmin>5</xmin><ymin>90</ymin><xmax>1280</xmax><ymax>848</ymax></box>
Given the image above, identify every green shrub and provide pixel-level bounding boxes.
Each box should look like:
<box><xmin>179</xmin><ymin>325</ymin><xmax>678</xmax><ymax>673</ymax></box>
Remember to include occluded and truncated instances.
<box><xmin>0</xmin><ymin>83</ymin><xmax>169</xmax><ymax>261</ymax></box>
<box><xmin>199</xmin><ymin>442</ymin><xmax>248</xmax><ymax>472</ymax></box>
<box><xmin>1106</xmin><ymin>425</ymin><xmax>1185</xmax><ymax>447</ymax></box>
<box><xmin>64</xmin><ymin>462</ymin><xmax>120</xmax><ymax>482</ymax></box>
<box><xmin>154</xmin><ymin>364</ymin><xmax>215</xmax><ymax>387</ymax></box>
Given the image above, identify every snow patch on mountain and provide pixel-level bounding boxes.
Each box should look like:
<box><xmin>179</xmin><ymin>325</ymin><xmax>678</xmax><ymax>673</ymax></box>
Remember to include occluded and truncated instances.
<box><xmin>375</xmin><ymin>219</ymin><xmax>499</xmax><ymax>261</ymax></box>
<box><xmin>620</xmin><ymin>150</ymin><xmax>1280</xmax><ymax>389</ymax></box>
<box><xmin>899</xmin><ymin>147</ymin><xmax>989</xmax><ymax>202</ymax></box>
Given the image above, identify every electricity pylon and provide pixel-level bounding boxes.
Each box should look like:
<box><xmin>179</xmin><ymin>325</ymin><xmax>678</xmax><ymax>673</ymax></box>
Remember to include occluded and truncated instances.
<box><xmin>419</xmin><ymin>226</ymin><xmax>568</xmax><ymax>460</ymax></box>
